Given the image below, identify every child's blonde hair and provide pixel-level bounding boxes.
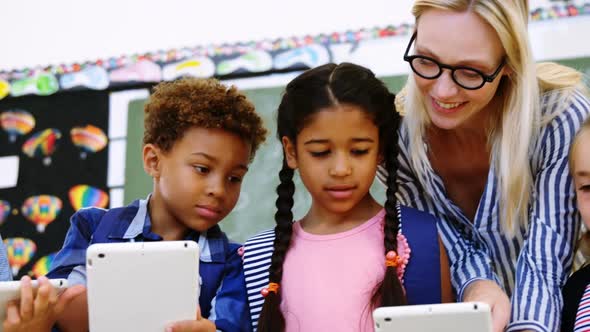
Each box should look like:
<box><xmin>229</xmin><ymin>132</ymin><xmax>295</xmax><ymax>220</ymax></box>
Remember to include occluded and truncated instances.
<box><xmin>569</xmin><ymin>118</ymin><xmax>590</xmax><ymax>174</ymax></box>
<box><xmin>571</xmin><ymin>118</ymin><xmax>590</xmax><ymax>261</ymax></box>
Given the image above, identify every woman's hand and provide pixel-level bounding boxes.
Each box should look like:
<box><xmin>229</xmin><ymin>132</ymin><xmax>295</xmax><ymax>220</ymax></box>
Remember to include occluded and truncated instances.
<box><xmin>2</xmin><ymin>276</ymin><xmax>85</xmax><ymax>332</ymax></box>
<box><xmin>166</xmin><ymin>307</ymin><xmax>216</xmax><ymax>332</ymax></box>
<box><xmin>463</xmin><ymin>279</ymin><xmax>510</xmax><ymax>332</ymax></box>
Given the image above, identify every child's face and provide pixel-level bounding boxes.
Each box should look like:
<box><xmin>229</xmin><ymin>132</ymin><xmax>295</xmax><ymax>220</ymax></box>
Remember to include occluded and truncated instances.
<box><xmin>573</xmin><ymin>131</ymin><xmax>590</xmax><ymax>228</ymax></box>
<box><xmin>149</xmin><ymin>127</ymin><xmax>251</xmax><ymax>233</ymax></box>
<box><xmin>283</xmin><ymin>104</ymin><xmax>380</xmax><ymax>216</ymax></box>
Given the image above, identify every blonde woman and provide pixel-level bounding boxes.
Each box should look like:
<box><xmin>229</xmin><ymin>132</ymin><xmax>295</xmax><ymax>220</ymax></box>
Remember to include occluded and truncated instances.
<box><xmin>378</xmin><ymin>1</ymin><xmax>590</xmax><ymax>331</ymax></box>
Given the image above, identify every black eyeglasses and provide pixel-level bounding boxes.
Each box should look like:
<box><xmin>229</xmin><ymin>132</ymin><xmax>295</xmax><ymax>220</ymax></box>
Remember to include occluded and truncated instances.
<box><xmin>403</xmin><ymin>33</ymin><xmax>506</xmax><ymax>90</ymax></box>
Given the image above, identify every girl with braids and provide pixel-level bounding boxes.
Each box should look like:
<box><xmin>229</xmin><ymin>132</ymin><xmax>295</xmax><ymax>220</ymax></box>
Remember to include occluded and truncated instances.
<box><xmin>242</xmin><ymin>62</ymin><xmax>453</xmax><ymax>332</ymax></box>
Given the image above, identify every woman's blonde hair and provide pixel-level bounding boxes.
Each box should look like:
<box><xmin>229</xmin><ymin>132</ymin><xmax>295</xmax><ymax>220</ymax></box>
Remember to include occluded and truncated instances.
<box><xmin>404</xmin><ymin>0</ymin><xmax>584</xmax><ymax>235</ymax></box>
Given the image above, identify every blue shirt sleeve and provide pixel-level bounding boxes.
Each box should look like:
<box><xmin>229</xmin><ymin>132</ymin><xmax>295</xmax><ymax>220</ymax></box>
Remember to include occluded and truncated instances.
<box><xmin>46</xmin><ymin>208</ymin><xmax>104</xmax><ymax>285</ymax></box>
<box><xmin>209</xmin><ymin>245</ymin><xmax>251</xmax><ymax>332</ymax></box>
<box><xmin>0</xmin><ymin>234</ymin><xmax>12</xmax><ymax>281</ymax></box>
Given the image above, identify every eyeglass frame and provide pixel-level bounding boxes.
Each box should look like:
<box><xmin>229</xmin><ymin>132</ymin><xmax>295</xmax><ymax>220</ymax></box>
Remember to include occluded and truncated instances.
<box><xmin>403</xmin><ymin>33</ymin><xmax>506</xmax><ymax>90</ymax></box>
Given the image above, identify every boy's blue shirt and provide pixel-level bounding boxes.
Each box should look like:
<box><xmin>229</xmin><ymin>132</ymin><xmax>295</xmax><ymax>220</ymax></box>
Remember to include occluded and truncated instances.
<box><xmin>47</xmin><ymin>197</ymin><xmax>251</xmax><ymax>332</ymax></box>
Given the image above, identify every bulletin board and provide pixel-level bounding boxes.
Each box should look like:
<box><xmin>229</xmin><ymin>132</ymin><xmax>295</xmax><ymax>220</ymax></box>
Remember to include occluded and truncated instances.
<box><xmin>0</xmin><ymin>90</ymin><xmax>110</xmax><ymax>278</ymax></box>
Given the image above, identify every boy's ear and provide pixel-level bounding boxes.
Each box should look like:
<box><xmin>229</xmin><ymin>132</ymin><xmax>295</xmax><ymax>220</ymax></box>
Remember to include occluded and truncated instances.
<box><xmin>281</xmin><ymin>136</ymin><xmax>298</xmax><ymax>169</ymax></box>
<box><xmin>143</xmin><ymin>144</ymin><xmax>161</xmax><ymax>178</ymax></box>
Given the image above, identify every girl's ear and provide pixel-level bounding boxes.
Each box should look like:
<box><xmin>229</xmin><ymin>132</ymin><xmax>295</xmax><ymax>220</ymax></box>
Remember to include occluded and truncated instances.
<box><xmin>282</xmin><ymin>136</ymin><xmax>298</xmax><ymax>169</ymax></box>
<box><xmin>502</xmin><ymin>63</ymin><xmax>513</xmax><ymax>77</ymax></box>
<box><xmin>143</xmin><ymin>144</ymin><xmax>162</xmax><ymax>178</ymax></box>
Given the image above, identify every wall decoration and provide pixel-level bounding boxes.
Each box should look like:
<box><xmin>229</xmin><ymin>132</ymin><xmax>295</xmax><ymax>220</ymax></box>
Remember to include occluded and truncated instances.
<box><xmin>10</xmin><ymin>73</ymin><xmax>59</xmax><ymax>97</ymax></box>
<box><xmin>162</xmin><ymin>57</ymin><xmax>216</xmax><ymax>80</ymax></box>
<box><xmin>109</xmin><ymin>60</ymin><xmax>162</xmax><ymax>83</ymax></box>
<box><xmin>22</xmin><ymin>128</ymin><xmax>62</xmax><ymax>166</ymax></box>
<box><xmin>30</xmin><ymin>252</ymin><xmax>57</xmax><ymax>278</ymax></box>
<box><xmin>0</xmin><ymin>90</ymin><xmax>110</xmax><ymax>278</ymax></box>
<box><xmin>60</xmin><ymin>66</ymin><xmax>110</xmax><ymax>90</ymax></box>
<box><xmin>3</xmin><ymin>237</ymin><xmax>36</xmax><ymax>277</ymax></box>
<box><xmin>273</xmin><ymin>44</ymin><xmax>331</xmax><ymax>70</ymax></box>
<box><xmin>0</xmin><ymin>1</ymin><xmax>586</xmax><ymax>99</ymax></box>
<box><xmin>0</xmin><ymin>80</ymin><xmax>10</xmax><ymax>100</ymax></box>
<box><xmin>1</xmin><ymin>110</ymin><xmax>35</xmax><ymax>143</ymax></box>
<box><xmin>20</xmin><ymin>195</ymin><xmax>62</xmax><ymax>233</ymax></box>
<box><xmin>70</xmin><ymin>125</ymin><xmax>108</xmax><ymax>159</ymax></box>
<box><xmin>0</xmin><ymin>200</ymin><xmax>11</xmax><ymax>226</ymax></box>
<box><xmin>216</xmin><ymin>50</ymin><xmax>274</xmax><ymax>76</ymax></box>
<box><xmin>68</xmin><ymin>184</ymin><xmax>109</xmax><ymax>211</ymax></box>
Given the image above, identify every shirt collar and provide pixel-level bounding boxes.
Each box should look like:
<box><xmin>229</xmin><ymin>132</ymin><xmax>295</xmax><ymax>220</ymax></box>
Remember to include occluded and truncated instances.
<box><xmin>109</xmin><ymin>195</ymin><xmax>227</xmax><ymax>263</ymax></box>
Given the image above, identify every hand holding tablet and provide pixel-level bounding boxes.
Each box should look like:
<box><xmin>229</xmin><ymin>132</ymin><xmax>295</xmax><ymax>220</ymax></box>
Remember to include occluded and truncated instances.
<box><xmin>0</xmin><ymin>276</ymin><xmax>84</xmax><ymax>332</ymax></box>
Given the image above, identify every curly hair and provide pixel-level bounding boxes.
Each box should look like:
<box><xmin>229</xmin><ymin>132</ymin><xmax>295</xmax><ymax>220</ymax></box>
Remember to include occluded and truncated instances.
<box><xmin>143</xmin><ymin>77</ymin><xmax>267</xmax><ymax>159</ymax></box>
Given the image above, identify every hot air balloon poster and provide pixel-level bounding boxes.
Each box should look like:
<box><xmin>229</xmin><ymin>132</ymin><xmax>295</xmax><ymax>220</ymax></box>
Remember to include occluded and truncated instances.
<box><xmin>22</xmin><ymin>128</ymin><xmax>61</xmax><ymax>166</ymax></box>
<box><xmin>1</xmin><ymin>110</ymin><xmax>35</xmax><ymax>143</ymax></box>
<box><xmin>70</xmin><ymin>125</ymin><xmax>108</xmax><ymax>159</ymax></box>
<box><xmin>0</xmin><ymin>87</ymin><xmax>111</xmax><ymax>278</ymax></box>
<box><xmin>3</xmin><ymin>237</ymin><xmax>37</xmax><ymax>277</ymax></box>
<box><xmin>68</xmin><ymin>185</ymin><xmax>109</xmax><ymax>211</ymax></box>
<box><xmin>21</xmin><ymin>195</ymin><xmax>63</xmax><ymax>233</ymax></box>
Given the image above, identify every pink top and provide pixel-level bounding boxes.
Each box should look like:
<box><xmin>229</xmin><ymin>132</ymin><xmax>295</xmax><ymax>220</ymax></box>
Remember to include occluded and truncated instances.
<box><xmin>281</xmin><ymin>209</ymin><xmax>387</xmax><ymax>332</ymax></box>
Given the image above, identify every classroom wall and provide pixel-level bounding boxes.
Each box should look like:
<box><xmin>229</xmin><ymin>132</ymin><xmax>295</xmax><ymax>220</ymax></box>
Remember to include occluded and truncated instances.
<box><xmin>2</xmin><ymin>0</ymin><xmax>589</xmax><ymax>244</ymax></box>
<box><xmin>1</xmin><ymin>0</ymin><xmax>588</xmax><ymax>71</ymax></box>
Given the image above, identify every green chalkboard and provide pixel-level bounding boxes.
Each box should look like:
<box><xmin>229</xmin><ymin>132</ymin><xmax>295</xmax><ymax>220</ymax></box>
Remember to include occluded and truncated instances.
<box><xmin>125</xmin><ymin>99</ymin><xmax>152</xmax><ymax>203</ymax></box>
<box><xmin>124</xmin><ymin>74</ymin><xmax>407</xmax><ymax>242</ymax></box>
<box><xmin>557</xmin><ymin>57</ymin><xmax>590</xmax><ymax>77</ymax></box>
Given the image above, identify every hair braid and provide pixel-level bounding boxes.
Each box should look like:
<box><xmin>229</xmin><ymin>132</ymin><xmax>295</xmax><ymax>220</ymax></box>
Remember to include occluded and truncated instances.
<box><xmin>371</xmin><ymin>94</ymin><xmax>407</xmax><ymax>307</ymax></box>
<box><xmin>257</xmin><ymin>159</ymin><xmax>295</xmax><ymax>332</ymax></box>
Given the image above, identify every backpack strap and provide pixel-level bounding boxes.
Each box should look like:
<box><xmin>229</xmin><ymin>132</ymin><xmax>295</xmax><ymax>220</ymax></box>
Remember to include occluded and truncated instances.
<box><xmin>400</xmin><ymin>205</ymin><xmax>442</xmax><ymax>304</ymax></box>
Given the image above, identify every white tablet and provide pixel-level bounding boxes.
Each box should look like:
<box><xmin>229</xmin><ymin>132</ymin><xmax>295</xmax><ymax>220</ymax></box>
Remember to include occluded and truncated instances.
<box><xmin>0</xmin><ymin>278</ymin><xmax>68</xmax><ymax>332</ymax></box>
<box><xmin>86</xmin><ymin>241</ymin><xmax>200</xmax><ymax>332</ymax></box>
<box><xmin>373</xmin><ymin>302</ymin><xmax>493</xmax><ymax>332</ymax></box>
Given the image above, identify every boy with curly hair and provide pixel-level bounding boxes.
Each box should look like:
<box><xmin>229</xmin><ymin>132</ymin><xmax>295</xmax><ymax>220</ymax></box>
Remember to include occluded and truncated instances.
<box><xmin>3</xmin><ymin>78</ymin><xmax>267</xmax><ymax>332</ymax></box>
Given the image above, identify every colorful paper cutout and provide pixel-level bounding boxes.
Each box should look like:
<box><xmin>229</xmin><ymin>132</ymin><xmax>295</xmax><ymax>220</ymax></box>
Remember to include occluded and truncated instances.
<box><xmin>21</xmin><ymin>195</ymin><xmax>62</xmax><ymax>233</ymax></box>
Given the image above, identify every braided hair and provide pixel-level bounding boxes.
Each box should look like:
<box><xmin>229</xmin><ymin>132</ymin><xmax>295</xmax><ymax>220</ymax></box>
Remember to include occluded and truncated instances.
<box><xmin>257</xmin><ymin>63</ymin><xmax>404</xmax><ymax>332</ymax></box>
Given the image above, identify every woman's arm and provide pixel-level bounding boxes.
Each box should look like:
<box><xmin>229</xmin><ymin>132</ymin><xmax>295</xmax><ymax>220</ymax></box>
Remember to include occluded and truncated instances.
<box><xmin>438</xmin><ymin>237</ymin><xmax>454</xmax><ymax>303</ymax></box>
<box><xmin>381</xmin><ymin>125</ymin><xmax>509</xmax><ymax>331</ymax></box>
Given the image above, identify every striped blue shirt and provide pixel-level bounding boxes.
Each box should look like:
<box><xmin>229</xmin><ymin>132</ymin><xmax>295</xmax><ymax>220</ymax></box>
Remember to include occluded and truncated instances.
<box><xmin>378</xmin><ymin>90</ymin><xmax>590</xmax><ymax>332</ymax></box>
